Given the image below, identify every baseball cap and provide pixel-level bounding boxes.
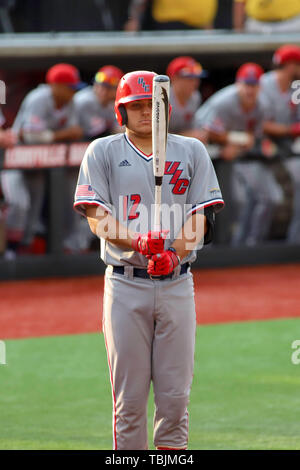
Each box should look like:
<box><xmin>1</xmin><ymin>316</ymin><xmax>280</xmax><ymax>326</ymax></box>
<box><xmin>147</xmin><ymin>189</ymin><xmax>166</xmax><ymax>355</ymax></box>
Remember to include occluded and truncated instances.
<box><xmin>166</xmin><ymin>56</ymin><xmax>207</xmax><ymax>79</ymax></box>
<box><xmin>94</xmin><ymin>65</ymin><xmax>124</xmax><ymax>87</ymax></box>
<box><xmin>46</xmin><ymin>63</ymin><xmax>85</xmax><ymax>90</ymax></box>
<box><xmin>236</xmin><ymin>63</ymin><xmax>264</xmax><ymax>85</ymax></box>
<box><xmin>273</xmin><ymin>44</ymin><xmax>300</xmax><ymax>66</ymax></box>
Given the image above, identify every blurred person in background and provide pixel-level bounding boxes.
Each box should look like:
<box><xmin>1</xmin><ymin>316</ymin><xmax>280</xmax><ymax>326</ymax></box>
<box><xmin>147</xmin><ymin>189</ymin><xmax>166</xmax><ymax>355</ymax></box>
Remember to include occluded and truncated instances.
<box><xmin>74</xmin><ymin>65</ymin><xmax>123</xmax><ymax>140</ymax></box>
<box><xmin>194</xmin><ymin>62</ymin><xmax>283</xmax><ymax>246</ymax></box>
<box><xmin>0</xmin><ymin>63</ymin><xmax>84</xmax><ymax>259</ymax></box>
<box><xmin>166</xmin><ymin>56</ymin><xmax>208</xmax><ymax>142</ymax></box>
<box><xmin>233</xmin><ymin>0</ymin><xmax>300</xmax><ymax>33</ymax></box>
<box><xmin>0</xmin><ymin>106</ymin><xmax>17</xmax><ymax>258</ymax></box>
<box><xmin>72</xmin><ymin>65</ymin><xmax>123</xmax><ymax>252</ymax></box>
<box><xmin>261</xmin><ymin>45</ymin><xmax>300</xmax><ymax>244</ymax></box>
<box><xmin>124</xmin><ymin>0</ymin><xmax>218</xmax><ymax>31</ymax></box>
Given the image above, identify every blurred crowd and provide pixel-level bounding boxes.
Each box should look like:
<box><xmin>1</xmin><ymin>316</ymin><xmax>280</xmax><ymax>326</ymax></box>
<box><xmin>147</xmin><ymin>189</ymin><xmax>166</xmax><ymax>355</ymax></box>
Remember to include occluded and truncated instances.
<box><xmin>1</xmin><ymin>0</ymin><xmax>300</xmax><ymax>33</ymax></box>
<box><xmin>1</xmin><ymin>42</ymin><xmax>300</xmax><ymax>259</ymax></box>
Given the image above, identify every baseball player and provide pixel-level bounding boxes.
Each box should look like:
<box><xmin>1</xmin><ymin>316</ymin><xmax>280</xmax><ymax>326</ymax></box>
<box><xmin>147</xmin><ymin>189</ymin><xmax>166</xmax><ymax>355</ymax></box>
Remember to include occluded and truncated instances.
<box><xmin>261</xmin><ymin>44</ymin><xmax>300</xmax><ymax>244</ymax></box>
<box><xmin>74</xmin><ymin>65</ymin><xmax>123</xmax><ymax>140</ymax></box>
<box><xmin>194</xmin><ymin>62</ymin><xmax>283</xmax><ymax>246</ymax></box>
<box><xmin>0</xmin><ymin>63</ymin><xmax>84</xmax><ymax>257</ymax></box>
<box><xmin>166</xmin><ymin>56</ymin><xmax>206</xmax><ymax>140</ymax></box>
<box><xmin>0</xmin><ymin>107</ymin><xmax>17</xmax><ymax>259</ymax></box>
<box><xmin>74</xmin><ymin>70</ymin><xmax>224</xmax><ymax>450</ymax></box>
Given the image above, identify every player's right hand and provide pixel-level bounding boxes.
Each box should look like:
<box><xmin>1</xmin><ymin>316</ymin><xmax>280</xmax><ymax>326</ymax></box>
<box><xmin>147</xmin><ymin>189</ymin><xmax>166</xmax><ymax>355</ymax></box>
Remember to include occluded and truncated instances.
<box><xmin>131</xmin><ymin>230</ymin><xmax>169</xmax><ymax>256</ymax></box>
<box><xmin>147</xmin><ymin>249</ymin><xmax>180</xmax><ymax>276</ymax></box>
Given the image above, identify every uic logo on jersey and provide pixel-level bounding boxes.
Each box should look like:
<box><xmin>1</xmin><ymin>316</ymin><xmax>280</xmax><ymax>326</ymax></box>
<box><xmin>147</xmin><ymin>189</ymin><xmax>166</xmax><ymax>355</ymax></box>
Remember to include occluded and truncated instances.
<box><xmin>138</xmin><ymin>77</ymin><xmax>150</xmax><ymax>92</ymax></box>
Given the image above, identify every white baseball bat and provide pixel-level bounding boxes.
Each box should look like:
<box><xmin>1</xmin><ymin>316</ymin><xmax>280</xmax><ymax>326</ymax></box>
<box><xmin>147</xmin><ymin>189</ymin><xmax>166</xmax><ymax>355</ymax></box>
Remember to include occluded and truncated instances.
<box><xmin>152</xmin><ymin>75</ymin><xmax>170</xmax><ymax>232</ymax></box>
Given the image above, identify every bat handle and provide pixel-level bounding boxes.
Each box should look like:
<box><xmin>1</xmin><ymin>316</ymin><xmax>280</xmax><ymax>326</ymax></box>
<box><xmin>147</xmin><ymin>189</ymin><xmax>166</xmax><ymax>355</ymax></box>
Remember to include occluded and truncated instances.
<box><xmin>154</xmin><ymin>185</ymin><xmax>162</xmax><ymax>232</ymax></box>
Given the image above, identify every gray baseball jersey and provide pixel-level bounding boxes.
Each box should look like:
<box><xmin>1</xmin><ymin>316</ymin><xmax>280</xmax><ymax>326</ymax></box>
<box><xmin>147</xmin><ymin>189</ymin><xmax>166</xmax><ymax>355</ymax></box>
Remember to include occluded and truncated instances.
<box><xmin>260</xmin><ymin>71</ymin><xmax>300</xmax><ymax>125</ymax></box>
<box><xmin>12</xmin><ymin>84</ymin><xmax>79</xmax><ymax>133</ymax></box>
<box><xmin>194</xmin><ymin>83</ymin><xmax>268</xmax><ymax>136</ymax></box>
<box><xmin>194</xmin><ymin>83</ymin><xmax>283</xmax><ymax>245</ymax></box>
<box><xmin>74</xmin><ymin>132</ymin><xmax>224</xmax><ymax>267</ymax></box>
<box><xmin>73</xmin><ymin>86</ymin><xmax>116</xmax><ymax>138</ymax></box>
<box><xmin>168</xmin><ymin>86</ymin><xmax>201</xmax><ymax>134</ymax></box>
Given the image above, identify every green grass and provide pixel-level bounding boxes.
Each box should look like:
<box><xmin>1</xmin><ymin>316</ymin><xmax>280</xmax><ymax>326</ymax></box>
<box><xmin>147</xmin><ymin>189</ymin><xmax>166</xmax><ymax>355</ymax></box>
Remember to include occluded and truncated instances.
<box><xmin>0</xmin><ymin>318</ymin><xmax>300</xmax><ymax>449</ymax></box>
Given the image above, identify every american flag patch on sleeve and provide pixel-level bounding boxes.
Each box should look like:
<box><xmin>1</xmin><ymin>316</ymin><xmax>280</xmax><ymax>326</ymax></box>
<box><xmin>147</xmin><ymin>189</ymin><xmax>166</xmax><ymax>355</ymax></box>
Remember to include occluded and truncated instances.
<box><xmin>75</xmin><ymin>184</ymin><xmax>96</xmax><ymax>198</ymax></box>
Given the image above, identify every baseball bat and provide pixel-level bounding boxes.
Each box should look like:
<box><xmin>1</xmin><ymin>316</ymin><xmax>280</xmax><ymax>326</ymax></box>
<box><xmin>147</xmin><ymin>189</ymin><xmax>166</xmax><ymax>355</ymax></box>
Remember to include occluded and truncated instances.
<box><xmin>152</xmin><ymin>75</ymin><xmax>170</xmax><ymax>232</ymax></box>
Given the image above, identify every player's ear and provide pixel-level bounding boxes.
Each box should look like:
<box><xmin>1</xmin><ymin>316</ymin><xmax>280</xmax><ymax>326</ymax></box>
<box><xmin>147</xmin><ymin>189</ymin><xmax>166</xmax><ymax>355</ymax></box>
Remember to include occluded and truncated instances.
<box><xmin>119</xmin><ymin>105</ymin><xmax>128</xmax><ymax>126</ymax></box>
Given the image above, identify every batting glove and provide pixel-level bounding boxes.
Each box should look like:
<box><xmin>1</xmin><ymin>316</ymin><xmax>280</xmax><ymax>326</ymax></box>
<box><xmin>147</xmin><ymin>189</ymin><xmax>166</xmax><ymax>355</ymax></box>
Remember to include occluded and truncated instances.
<box><xmin>131</xmin><ymin>230</ymin><xmax>169</xmax><ymax>256</ymax></box>
<box><xmin>147</xmin><ymin>248</ymin><xmax>180</xmax><ymax>276</ymax></box>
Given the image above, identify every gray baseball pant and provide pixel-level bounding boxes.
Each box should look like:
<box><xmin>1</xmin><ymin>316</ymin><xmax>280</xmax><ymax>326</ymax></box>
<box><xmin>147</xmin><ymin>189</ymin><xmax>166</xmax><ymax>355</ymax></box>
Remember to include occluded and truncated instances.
<box><xmin>102</xmin><ymin>265</ymin><xmax>196</xmax><ymax>450</ymax></box>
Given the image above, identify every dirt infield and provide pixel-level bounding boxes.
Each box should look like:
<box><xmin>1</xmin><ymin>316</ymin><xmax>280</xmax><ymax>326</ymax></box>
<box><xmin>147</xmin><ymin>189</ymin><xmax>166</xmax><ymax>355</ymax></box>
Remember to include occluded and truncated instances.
<box><xmin>0</xmin><ymin>264</ymin><xmax>300</xmax><ymax>340</ymax></box>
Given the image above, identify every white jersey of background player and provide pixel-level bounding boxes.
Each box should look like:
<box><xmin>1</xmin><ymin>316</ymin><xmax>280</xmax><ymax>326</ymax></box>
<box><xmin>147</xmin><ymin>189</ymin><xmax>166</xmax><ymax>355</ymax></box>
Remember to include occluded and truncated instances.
<box><xmin>0</xmin><ymin>63</ymin><xmax>84</xmax><ymax>257</ymax></box>
<box><xmin>194</xmin><ymin>62</ymin><xmax>283</xmax><ymax>246</ymax></box>
<box><xmin>74</xmin><ymin>65</ymin><xmax>123</xmax><ymax>140</ymax></box>
<box><xmin>261</xmin><ymin>44</ymin><xmax>300</xmax><ymax>244</ymax></box>
<box><xmin>74</xmin><ymin>71</ymin><xmax>224</xmax><ymax>450</ymax></box>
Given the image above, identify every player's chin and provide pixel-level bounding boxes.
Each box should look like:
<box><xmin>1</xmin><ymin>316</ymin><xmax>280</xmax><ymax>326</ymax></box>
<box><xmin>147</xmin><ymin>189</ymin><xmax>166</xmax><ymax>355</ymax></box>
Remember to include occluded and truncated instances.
<box><xmin>137</xmin><ymin>123</ymin><xmax>152</xmax><ymax>134</ymax></box>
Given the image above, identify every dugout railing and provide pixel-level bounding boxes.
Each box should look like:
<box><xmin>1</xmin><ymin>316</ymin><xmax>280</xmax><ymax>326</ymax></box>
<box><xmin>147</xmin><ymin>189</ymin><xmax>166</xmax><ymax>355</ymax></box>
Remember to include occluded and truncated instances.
<box><xmin>1</xmin><ymin>142</ymin><xmax>300</xmax><ymax>281</ymax></box>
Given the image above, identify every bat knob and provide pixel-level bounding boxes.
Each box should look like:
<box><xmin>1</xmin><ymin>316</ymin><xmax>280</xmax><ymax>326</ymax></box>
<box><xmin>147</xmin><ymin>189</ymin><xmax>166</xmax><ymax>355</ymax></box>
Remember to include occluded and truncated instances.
<box><xmin>154</xmin><ymin>75</ymin><xmax>170</xmax><ymax>83</ymax></box>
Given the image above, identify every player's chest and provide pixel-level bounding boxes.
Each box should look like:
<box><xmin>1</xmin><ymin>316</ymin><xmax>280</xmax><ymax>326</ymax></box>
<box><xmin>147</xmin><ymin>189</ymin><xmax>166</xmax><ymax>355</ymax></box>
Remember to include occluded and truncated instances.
<box><xmin>109</xmin><ymin>153</ymin><xmax>191</xmax><ymax>197</ymax></box>
<box><xmin>227</xmin><ymin>108</ymin><xmax>260</xmax><ymax>131</ymax></box>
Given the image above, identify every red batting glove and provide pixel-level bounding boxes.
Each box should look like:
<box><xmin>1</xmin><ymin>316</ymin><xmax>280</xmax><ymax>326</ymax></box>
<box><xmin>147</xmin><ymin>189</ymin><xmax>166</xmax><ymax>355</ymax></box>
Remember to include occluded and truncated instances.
<box><xmin>131</xmin><ymin>230</ymin><xmax>169</xmax><ymax>256</ymax></box>
<box><xmin>290</xmin><ymin>123</ymin><xmax>300</xmax><ymax>138</ymax></box>
<box><xmin>147</xmin><ymin>249</ymin><xmax>180</xmax><ymax>276</ymax></box>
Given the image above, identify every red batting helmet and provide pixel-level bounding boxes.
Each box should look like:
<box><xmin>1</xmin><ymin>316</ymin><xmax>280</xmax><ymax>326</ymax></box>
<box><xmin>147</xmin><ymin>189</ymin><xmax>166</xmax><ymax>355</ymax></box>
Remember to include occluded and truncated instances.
<box><xmin>114</xmin><ymin>70</ymin><xmax>157</xmax><ymax>126</ymax></box>
<box><xmin>273</xmin><ymin>44</ymin><xmax>300</xmax><ymax>66</ymax></box>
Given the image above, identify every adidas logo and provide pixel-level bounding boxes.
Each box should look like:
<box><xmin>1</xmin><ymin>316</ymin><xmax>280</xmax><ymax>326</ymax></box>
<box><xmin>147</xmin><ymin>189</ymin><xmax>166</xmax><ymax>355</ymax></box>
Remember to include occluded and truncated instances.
<box><xmin>119</xmin><ymin>159</ymin><xmax>131</xmax><ymax>167</ymax></box>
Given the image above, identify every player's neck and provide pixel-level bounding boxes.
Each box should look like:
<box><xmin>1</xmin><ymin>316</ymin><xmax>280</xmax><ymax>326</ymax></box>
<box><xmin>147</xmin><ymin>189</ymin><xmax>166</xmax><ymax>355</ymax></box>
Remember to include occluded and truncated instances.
<box><xmin>126</xmin><ymin>129</ymin><xmax>152</xmax><ymax>155</ymax></box>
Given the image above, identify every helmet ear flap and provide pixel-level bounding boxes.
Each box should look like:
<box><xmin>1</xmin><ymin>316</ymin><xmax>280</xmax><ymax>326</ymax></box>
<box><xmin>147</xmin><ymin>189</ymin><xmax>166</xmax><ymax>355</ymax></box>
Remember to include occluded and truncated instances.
<box><xmin>119</xmin><ymin>105</ymin><xmax>127</xmax><ymax>126</ymax></box>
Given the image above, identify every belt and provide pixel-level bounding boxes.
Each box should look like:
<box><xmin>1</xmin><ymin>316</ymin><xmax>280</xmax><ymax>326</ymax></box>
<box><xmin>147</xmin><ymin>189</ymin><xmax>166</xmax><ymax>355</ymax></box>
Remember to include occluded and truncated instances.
<box><xmin>112</xmin><ymin>262</ymin><xmax>190</xmax><ymax>280</ymax></box>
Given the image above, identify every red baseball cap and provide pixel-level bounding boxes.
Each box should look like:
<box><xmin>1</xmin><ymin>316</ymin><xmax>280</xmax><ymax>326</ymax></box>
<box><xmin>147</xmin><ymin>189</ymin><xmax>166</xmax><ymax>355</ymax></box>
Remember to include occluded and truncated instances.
<box><xmin>46</xmin><ymin>63</ymin><xmax>85</xmax><ymax>90</ymax></box>
<box><xmin>166</xmin><ymin>56</ymin><xmax>206</xmax><ymax>79</ymax></box>
<box><xmin>273</xmin><ymin>44</ymin><xmax>300</xmax><ymax>66</ymax></box>
<box><xmin>236</xmin><ymin>63</ymin><xmax>264</xmax><ymax>85</ymax></box>
<box><xmin>94</xmin><ymin>65</ymin><xmax>124</xmax><ymax>87</ymax></box>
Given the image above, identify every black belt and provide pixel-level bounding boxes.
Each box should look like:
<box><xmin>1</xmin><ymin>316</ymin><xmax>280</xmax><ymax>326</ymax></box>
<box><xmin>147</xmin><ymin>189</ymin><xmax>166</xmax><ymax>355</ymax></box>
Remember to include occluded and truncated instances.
<box><xmin>112</xmin><ymin>262</ymin><xmax>190</xmax><ymax>280</ymax></box>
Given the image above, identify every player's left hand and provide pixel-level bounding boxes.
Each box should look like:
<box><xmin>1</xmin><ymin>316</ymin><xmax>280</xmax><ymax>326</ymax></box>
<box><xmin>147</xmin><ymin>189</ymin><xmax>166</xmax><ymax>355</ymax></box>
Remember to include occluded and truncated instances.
<box><xmin>147</xmin><ymin>249</ymin><xmax>180</xmax><ymax>276</ymax></box>
<box><xmin>132</xmin><ymin>230</ymin><xmax>169</xmax><ymax>256</ymax></box>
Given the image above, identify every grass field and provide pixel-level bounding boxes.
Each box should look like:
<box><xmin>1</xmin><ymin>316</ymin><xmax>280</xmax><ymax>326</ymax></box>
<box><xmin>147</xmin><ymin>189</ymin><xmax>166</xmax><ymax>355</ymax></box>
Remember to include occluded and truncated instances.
<box><xmin>1</xmin><ymin>318</ymin><xmax>300</xmax><ymax>450</ymax></box>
